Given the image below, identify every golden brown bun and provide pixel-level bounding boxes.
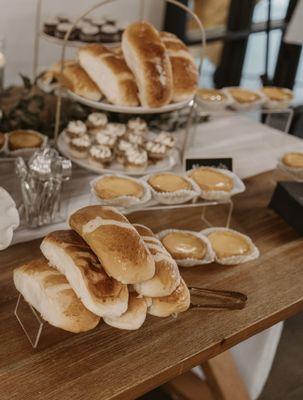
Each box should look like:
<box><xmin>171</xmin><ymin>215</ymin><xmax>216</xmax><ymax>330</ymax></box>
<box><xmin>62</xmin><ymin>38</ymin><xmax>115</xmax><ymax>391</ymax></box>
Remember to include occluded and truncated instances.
<box><xmin>78</xmin><ymin>44</ymin><xmax>139</xmax><ymax>106</ymax></box>
<box><xmin>160</xmin><ymin>31</ymin><xmax>198</xmax><ymax>102</ymax></box>
<box><xmin>122</xmin><ymin>21</ymin><xmax>173</xmax><ymax>108</ymax></box>
<box><xmin>69</xmin><ymin>206</ymin><xmax>155</xmax><ymax>284</ymax></box>
<box><xmin>8</xmin><ymin>130</ymin><xmax>43</xmax><ymax>151</ymax></box>
<box><xmin>133</xmin><ymin>224</ymin><xmax>180</xmax><ymax>297</ymax></box>
<box><xmin>41</xmin><ymin>230</ymin><xmax>129</xmax><ymax>317</ymax></box>
<box><xmin>13</xmin><ymin>258</ymin><xmax>100</xmax><ymax>333</ymax></box>
<box><xmin>148</xmin><ymin>278</ymin><xmax>190</xmax><ymax>317</ymax></box>
<box><xmin>60</xmin><ymin>63</ymin><xmax>102</xmax><ymax>101</ymax></box>
<box><xmin>94</xmin><ymin>175</ymin><xmax>145</xmax><ymax>200</ymax></box>
<box><xmin>103</xmin><ymin>292</ymin><xmax>148</xmax><ymax>330</ymax></box>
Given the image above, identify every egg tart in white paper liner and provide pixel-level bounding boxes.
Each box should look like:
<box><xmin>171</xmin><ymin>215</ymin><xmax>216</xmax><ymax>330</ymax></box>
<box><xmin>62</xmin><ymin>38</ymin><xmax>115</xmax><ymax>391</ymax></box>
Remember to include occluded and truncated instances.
<box><xmin>144</xmin><ymin>172</ymin><xmax>201</xmax><ymax>205</ymax></box>
<box><xmin>7</xmin><ymin>130</ymin><xmax>47</xmax><ymax>158</ymax></box>
<box><xmin>201</xmin><ymin>227</ymin><xmax>259</xmax><ymax>265</ymax></box>
<box><xmin>157</xmin><ymin>229</ymin><xmax>215</xmax><ymax>267</ymax></box>
<box><xmin>196</xmin><ymin>88</ymin><xmax>234</xmax><ymax>111</ymax></box>
<box><xmin>90</xmin><ymin>174</ymin><xmax>152</xmax><ymax>209</ymax></box>
<box><xmin>277</xmin><ymin>152</ymin><xmax>303</xmax><ymax>181</ymax></box>
<box><xmin>261</xmin><ymin>87</ymin><xmax>293</xmax><ymax>110</ymax></box>
<box><xmin>222</xmin><ymin>87</ymin><xmax>266</xmax><ymax>111</ymax></box>
<box><xmin>187</xmin><ymin>167</ymin><xmax>245</xmax><ymax>201</ymax></box>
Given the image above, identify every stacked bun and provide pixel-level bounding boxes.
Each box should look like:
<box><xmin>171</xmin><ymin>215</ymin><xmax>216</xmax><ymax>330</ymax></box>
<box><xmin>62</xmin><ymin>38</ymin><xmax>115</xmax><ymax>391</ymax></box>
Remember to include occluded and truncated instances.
<box><xmin>14</xmin><ymin>205</ymin><xmax>190</xmax><ymax>334</ymax></box>
<box><xmin>76</xmin><ymin>21</ymin><xmax>198</xmax><ymax>108</ymax></box>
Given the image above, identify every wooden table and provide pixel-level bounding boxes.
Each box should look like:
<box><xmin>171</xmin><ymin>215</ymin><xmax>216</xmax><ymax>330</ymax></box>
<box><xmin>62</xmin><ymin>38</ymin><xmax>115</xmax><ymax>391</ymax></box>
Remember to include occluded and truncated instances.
<box><xmin>0</xmin><ymin>170</ymin><xmax>302</xmax><ymax>400</ymax></box>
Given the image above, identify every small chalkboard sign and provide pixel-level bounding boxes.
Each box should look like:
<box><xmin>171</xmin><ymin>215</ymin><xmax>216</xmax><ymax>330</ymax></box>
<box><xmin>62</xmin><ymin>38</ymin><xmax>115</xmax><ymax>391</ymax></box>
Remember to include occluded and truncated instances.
<box><xmin>184</xmin><ymin>157</ymin><xmax>233</xmax><ymax>171</ymax></box>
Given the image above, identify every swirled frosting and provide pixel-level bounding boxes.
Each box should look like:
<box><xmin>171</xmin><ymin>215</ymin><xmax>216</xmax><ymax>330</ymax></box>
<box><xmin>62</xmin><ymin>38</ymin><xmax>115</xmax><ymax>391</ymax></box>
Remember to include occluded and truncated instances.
<box><xmin>87</xmin><ymin>112</ymin><xmax>108</xmax><ymax>128</ymax></box>
<box><xmin>67</xmin><ymin>120</ymin><xmax>87</xmax><ymax>135</ymax></box>
<box><xmin>125</xmin><ymin>148</ymin><xmax>147</xmax><ymax>165</ymax></box>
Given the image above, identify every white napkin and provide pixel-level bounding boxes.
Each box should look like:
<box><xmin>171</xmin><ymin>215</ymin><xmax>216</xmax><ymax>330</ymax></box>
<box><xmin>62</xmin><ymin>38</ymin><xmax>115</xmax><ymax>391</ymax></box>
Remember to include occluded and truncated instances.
<box><xmin>0</xmin><ymin>187</ymin><xmax>20</xmax><ymax>250</ymax></box>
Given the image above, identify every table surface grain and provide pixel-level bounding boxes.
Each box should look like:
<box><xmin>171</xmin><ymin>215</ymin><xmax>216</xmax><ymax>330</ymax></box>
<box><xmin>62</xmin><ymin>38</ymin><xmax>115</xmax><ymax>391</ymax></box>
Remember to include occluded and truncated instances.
<box><xmin>0</xmin><ymin>169</ymin><xmax>303</xmax><ymax>400</ymax></box>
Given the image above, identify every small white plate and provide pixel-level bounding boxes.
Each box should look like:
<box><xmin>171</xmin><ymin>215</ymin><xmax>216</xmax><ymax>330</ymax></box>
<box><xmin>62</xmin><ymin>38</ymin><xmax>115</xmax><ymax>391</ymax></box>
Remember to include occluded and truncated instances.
<box><xmin>57</xmin><ymin>133</ymin><xmax>179</xmax><ymax>176</ymax></box>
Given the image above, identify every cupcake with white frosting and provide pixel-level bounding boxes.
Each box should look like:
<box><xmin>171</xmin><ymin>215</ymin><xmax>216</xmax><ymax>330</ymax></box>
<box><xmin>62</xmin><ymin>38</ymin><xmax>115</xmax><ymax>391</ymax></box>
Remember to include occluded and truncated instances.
<box><xmin>124</xmin><ymin>147</ymin><xmax>148</xmax><ymax>173</ymax></box>
<box><xmin>69</xmin><ymin>134</ymin><xmax>91</xmax><ymax>158</ymax></box>
<box><xmin>145</xmin><ymin>140</ymin><xmax>169</xmax><ymax>161</ymax></box>
<box><xmin>87</xmin><ymin>112</ymin><xmax>108</xmax><ymax>135</ymax></box>
<box><xmin>103</xmin><ymin>123</ymin><xmax>126</xmax><ymax>138</ymax></box>
<box><xmin>95</xmin><ymin>131</ymin><xmax>117</xmax><ymax>149</ymax></box>
<box><xmin>65</xmin><ymin>120</ymin><xmax>87</xmax><ymax>142</ymax></box>
<box><xmin>88</xmin><ymin>145</ymin><xmax>112</xmax><ymax>168</ymax></box>
<box><xmin>115</xmin><ymin>139</ymin><xmax>136</xmax><ymax>163</ymax></box>
<box><xmin>127</xmin><ymin>118</ymin><xmax>147</xmax><ymax>135</ymax></box>
<box><xmin>155</xmin><ymin>132</ymin><xmax>176</xmax><ymax>149</ymax></box>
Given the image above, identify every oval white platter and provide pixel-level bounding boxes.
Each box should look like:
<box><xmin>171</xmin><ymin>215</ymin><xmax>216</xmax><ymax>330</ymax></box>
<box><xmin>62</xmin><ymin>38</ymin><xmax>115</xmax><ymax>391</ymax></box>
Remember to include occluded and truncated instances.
<box><xmin>57</xmin><ymin>133</ymin><xmax>179</xmax><ymax>176</ymax></box>
<box><xmin>66</xmin><ymin>90</ymin><xmax>193</xmax><ymax>115</ymax></box>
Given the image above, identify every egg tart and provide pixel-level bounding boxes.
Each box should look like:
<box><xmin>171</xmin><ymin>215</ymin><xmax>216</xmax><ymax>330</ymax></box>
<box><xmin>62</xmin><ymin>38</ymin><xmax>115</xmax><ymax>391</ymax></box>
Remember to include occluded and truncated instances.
<box><xmin>148</xmin><ymin>173</ymin><xmax>191</xmax><ymax>193</ymax></box>
<box><xmin>282</xmin><ymin>152</ymin><xmax>303</xmax><ymax>169</ymax></box>
<box><xmin>207</xmin><ymin>230</ymin><xmax>250</xmax><ymax>260</ymax></box>
<box><xmin>8</xmin><ymin>130</ymin><xmax>43</xmax><ymax>151</ymax></box>
<box><xmin>197</xmin><ymin>88</ymin><xmax>228</xmax><ymax>103</ymax></box>
<box><xmin>189</xmin><ymin>167</ymin><xmax>234</xmax><ymax>193</ymax></box>
<box><xmin>262</xmin><ymin>87</ymin><xmax>293</xmax><ymax>102</ymax></box>
<box><xmin>94</xmin><ymin>175</ymin><xmax>145</xmax><ymax>200</ymax></box>
<box><xmin>228</xmin><ymin>88</ymin><xmax>260</xmax><ymax>104</ymax></box>
<box><xmin>161</xmin><ymin>231</ymin><xmax>207</xmax><ymax>260</ymax></box>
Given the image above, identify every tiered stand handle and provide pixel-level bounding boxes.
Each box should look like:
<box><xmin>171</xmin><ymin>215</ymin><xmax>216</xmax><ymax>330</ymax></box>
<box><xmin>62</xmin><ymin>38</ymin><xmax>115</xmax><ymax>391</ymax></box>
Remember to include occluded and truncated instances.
<box><xmin>53</xmin><ymin>0</ymin><xmax>206</xmax><ymax>146</ymax></box>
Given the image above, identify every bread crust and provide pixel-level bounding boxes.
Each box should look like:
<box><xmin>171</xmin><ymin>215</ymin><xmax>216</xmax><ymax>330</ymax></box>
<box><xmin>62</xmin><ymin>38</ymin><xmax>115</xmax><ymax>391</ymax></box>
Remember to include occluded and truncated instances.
<box><xmin>78</xmin><ymin>44</ymin><xmax>139</xmax><ymax>106</ymax></box>
<box><xmin>69</xmin><ymin>206</ymin><xmax>155</xmax><ymax>284</ymax></box>
<box><xmin>160</xmin><ymin>31</ymin><xmax>198</xmax><ymax>102</ymax></box>
<box><xmin>13</xmin><ymin>258</ymin><xmax>100</xmax><ymax>333</ymax></box>
<box><xmin>122</xmin><ymin>21</ymin><xmax>173</xmax><ymax>108</ymax></box>
<box><xmin>133</xmin><ymin>224</ymin><xmax>180</xmax><ymax>297</ymax></box>
<box><xmin>41</xmin><ymin>230</ymin><xmax>129</xmax><ymax>317</ymax></box>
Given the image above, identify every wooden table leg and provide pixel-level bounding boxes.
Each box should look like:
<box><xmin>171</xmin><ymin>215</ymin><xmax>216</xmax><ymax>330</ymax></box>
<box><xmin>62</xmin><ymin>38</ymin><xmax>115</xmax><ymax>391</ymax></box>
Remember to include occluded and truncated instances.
<box><xmin>201</xmin><ymin>351</ymin><xmax>251</xmax><ymax>400</ymax></box>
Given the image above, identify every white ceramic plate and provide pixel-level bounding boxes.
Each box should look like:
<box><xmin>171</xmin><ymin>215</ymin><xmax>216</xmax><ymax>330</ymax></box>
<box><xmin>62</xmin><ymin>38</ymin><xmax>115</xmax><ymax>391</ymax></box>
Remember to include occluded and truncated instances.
<box><xmin>66</xmin><ymin>90</ymin><xmax>193</xmax><ymax>115</ymax></box>
<box><xmin>40</xmin><ymin>31</ymin><xmax>120</xmax><ymax>49</ymax></box>
<box><xmin>57</xmin><ymin>133</ymin><xmax>179</xmax><ymax>176</ymax></box>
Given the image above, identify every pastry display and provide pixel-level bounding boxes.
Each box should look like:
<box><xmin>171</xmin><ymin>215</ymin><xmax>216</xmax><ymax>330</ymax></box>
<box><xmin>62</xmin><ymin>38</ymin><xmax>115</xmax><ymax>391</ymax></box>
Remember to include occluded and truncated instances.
<box><xmin>158</xmin><ymin>229</ymin><xmax>214</xmax><ymax>267</ymax></box>
<box><xmin>78</xmin><ymin>44</ymin><xmax>139</xmax><ymax>107</ymax></box>
<box><xmin>122</xmin><ymin>21</ymin><xmax>173</xmax><ymax>108</ymax></box>
<box><xmin>133</xmin><ymin>224</ymin><xmax>181</xmax><ymax>297</ymax></box>
<box><xmin>202</xmin><ymin>227</ymin><xmax>259</xmax><ymax>265</ymax></box>
<box><xmin>8</xmin><ymin>130</ymin><xmax>45</xmax><ymax>152</ymax></box>
<box><xmin>147</xmin><ymin>278</ymin><xmax>190</xmax><ymax>317</ymax></box>
<box><xmin>69</xmin><ymin>206</ymin><xmax>155</xmax><ymax>284</ymax></box>
<box><xmin>187</xmin><ymin>167</ymin><xmax>245</xmax><ymax>201</ymax></box>
<box><xmin>40</xmin><ymin>230</ymin><xmax>129</xmax><ymax>317</ymax></box>
<box><xmin>262</xmin><ymin>86</ymin><xmax>293</xmax><ymax>109</ymax></box>
<box><xmin>43</xmin><ymin>15</ymin><xmax>124</xmax><ymax>44</ymax></box>
<box><xmin>58</xmin><ymin>116</ymin><xmax>178</xmax><ymax>175</ymax></box>
<box><xmin>225</xmin><ymin>87</ymin><xmax>264</xmax><ymax>110</ymax></box>
<box><xmin>91</xmin><ymin>174</ymin><xmax>151</xmax><ymax>208</ymax></box>
<box><xmin>160</xmin><ymin>31</ymin><xmax>198</xmax><ymax>102</ymax></box>
<box><xmin>13</xmin><ymin>258</ymin><xmax>100</xmax><ymax>333</ymax></box>
<box><xmin>103</xmin><ymin>292</ymin><xmax>149</xmax><ymax>330</ymax></box>
<box><xmin>146</xmin><ymin>172</ymin><xmax>200</xmax><ymax>205</ymax></box>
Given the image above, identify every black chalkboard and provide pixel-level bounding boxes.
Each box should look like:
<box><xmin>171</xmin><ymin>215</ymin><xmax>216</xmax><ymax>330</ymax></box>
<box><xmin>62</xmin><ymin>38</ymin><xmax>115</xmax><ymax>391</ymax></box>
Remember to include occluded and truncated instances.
<box><xmin>184</xmin><ymin>157</ymin><xmax>233</xmax><ymax>171</ymax></box>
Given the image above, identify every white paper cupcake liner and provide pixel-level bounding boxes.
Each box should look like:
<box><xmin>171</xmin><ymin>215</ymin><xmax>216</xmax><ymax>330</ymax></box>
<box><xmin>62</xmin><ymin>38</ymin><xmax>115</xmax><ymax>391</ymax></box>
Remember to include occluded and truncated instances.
<box><xmin>144</xmin><ymin>174</ymin><xmax>201</xmax><ymax>205</ymax></box>
<box><xmin>187</xmin><ymin>167</ymin><xmax>245</xmax><ymax>201</ymax></box>
<box><xmin>90</xmin><ymin>173</ymin><xmax>152</xmax><ymax>209</ymax></box>
<box><xmin>277</xmin><ymin>155</ymin><xmax>303</xmax><ymax>181</ymax></box>
<box><xmin>222</xmin><ymin>87</ymin><xmax>266</xmax><ymax>111</ymax></box>
<box><xmin>196</xmin><ymin>90</ymin><xmax>234</xmax><ymax>111</ymax></box>
<box><xmin>261</xmin><ymin>88</ymin><xmax>293</xmax><ymax>110</ymax></box>
<box><xmin>201</xmin><ymin>227</ymin><xmax>260</xmax><ymax>265</ymax></box>
<box><xmin>7</xmin><ymin>130</ymin><xmax>48</xmax><ymax>158</ymax></box>
<box><xmin>157</xmin><ymin>229</ymin><xmax>215</xmax><ymax>267</ymax></box>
